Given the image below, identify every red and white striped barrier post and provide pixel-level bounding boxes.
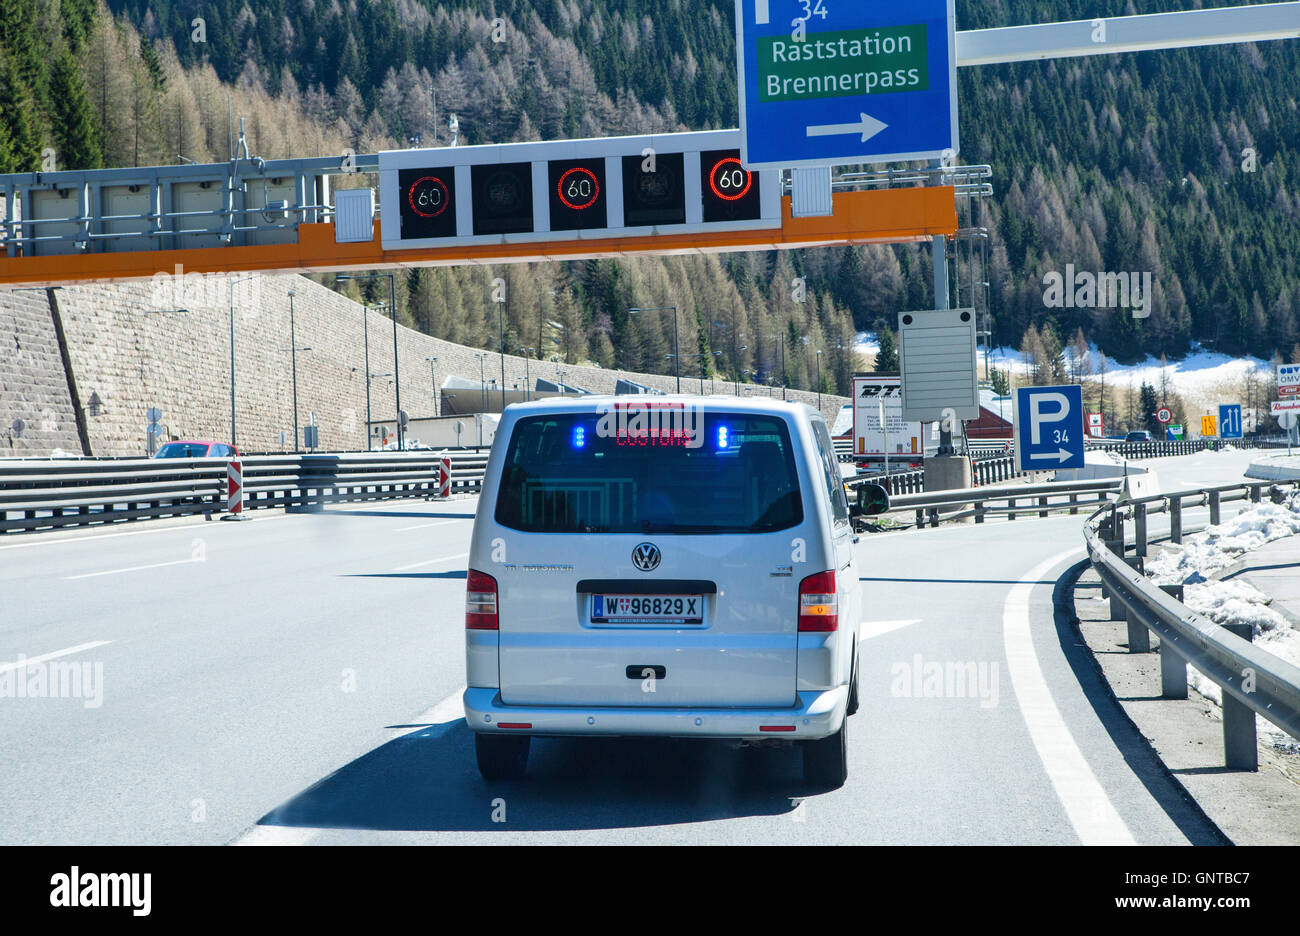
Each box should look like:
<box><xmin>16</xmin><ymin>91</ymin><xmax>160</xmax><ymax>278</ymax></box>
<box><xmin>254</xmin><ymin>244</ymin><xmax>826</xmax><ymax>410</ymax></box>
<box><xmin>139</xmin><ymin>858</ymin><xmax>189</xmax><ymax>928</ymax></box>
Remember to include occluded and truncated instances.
<box><xmin>222</xmin><ymin>458</ymin><xmax>245</xmax><ymax>520</ymax></box>
<box><xmin>439</xmin><ymin>455</ymin><xmax>452</xmax><ymax>499</ymax></box>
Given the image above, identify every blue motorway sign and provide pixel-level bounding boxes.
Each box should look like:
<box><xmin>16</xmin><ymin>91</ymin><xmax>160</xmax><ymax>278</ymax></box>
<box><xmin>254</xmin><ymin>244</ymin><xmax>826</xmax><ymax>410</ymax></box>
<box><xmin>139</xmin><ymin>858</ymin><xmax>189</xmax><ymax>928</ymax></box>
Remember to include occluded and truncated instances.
<box><xmin>1015</xmin><ymin>385</ymin><xmax>1086</xmax><ymax>472</ymax></box>
<box><xmin>735</xmin><ymin>0</ymin><xmax>959</xmax><ymax>170</ymax></box>
<box><xmin>1219</xmin><ymin>404</ymin><xmax>1243</xmax><ymax>440</ymax></box>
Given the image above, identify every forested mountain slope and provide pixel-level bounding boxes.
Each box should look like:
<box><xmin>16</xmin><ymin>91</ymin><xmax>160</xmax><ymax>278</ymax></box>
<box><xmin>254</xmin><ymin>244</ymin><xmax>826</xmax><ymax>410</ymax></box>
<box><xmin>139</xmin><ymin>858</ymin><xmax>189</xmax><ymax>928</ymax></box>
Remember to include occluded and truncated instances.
<box><xmin>3</xmin><ymin>1</ymin><xmax>1297</xmax><ymax>393</ymax></box>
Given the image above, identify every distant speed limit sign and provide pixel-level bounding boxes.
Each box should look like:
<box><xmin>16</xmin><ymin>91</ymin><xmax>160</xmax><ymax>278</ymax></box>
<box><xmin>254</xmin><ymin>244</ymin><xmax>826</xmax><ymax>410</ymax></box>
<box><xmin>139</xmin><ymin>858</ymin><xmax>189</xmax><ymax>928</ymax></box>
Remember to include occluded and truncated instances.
<box><xmin>1156</xmin><ymin>407</ymin><xmax>1173</xmax><ymax>425</ymax></box>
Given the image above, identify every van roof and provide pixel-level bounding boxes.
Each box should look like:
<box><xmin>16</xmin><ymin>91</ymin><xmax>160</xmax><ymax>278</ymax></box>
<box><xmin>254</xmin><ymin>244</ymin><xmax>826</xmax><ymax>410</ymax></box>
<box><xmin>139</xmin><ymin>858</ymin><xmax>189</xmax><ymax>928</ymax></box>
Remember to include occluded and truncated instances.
<box><xmin>497</xmin><ymin>395</ymin><xmax>821</xmax><ymax>419</ymax></box>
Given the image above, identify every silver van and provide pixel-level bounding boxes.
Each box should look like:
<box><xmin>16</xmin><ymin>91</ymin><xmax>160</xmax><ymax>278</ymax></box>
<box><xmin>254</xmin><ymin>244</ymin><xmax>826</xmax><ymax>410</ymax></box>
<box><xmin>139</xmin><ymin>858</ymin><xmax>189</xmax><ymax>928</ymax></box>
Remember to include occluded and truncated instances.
<box><xmin>462</xmin><ymin>397</ymin><xmax>888</xmax><ymax>787</ymax></box>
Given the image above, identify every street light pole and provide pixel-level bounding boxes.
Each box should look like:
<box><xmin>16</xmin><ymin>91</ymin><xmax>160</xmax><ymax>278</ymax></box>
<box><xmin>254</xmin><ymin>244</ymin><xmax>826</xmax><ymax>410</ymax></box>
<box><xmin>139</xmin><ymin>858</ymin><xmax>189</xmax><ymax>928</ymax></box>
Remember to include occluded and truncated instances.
<box><xmin>363</xmin><ymin>306</ymin><xmax>372</xmax><ymax>449</ymax></box>
<box><xmin>228</xmin><ymin>273</ymin><xmax>257</xmax><ymax>447</ymax></box>
<box><xmin>496</xmin><ymin>294</ymin><xmax>508</xmax><ymax>412</ymax></box>
<box><xmin>289</xmin><ymin>289</ymin><xmax>300</xmax><ymax>453</ymax></box>
<box><xmin>338</xmin><ymin>272</ymin><xmax>401</xmax><ymax>450</ymax></box>
<box><xmin>388</xmin><ymin>274</ymin><xmax>402</xmax><ymax>451</ymax></box>
<box><xmin>477</xmin><ymin>352</ymin><xmax>487</xmax><ymax>412</ymax></box>
<box><xmin>519</xmin><ymin>348</ymin><xmax>534</xmax><ymax>401</ymax></box>
<box><xmin>426</xmin><ymin>356</ymin><xmax>438</xmax><ymax>417</ymax></box>
<box><xmin>815</xmin><ymin>349</ymin><xmax>823</xmax><ymax>413</ymax></box>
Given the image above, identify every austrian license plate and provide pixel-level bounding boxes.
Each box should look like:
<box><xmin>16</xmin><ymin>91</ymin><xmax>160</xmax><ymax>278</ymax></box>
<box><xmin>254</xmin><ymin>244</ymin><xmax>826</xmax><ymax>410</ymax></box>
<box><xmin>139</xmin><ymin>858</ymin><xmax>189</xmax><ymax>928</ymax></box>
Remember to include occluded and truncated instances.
<box><xmin>591</xmin><ymin>594</ymin><xmax>703</xmax><ymax>625</ymax></box>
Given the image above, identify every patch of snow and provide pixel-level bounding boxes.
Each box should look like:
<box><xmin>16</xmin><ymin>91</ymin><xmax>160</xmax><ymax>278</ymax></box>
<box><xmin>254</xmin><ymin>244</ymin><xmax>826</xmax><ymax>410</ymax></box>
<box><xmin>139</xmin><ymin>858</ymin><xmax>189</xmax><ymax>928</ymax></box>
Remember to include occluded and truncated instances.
<box><xmin>987</xmin><ymin>342</ymin><xmax>1274</xmax><ymax>429</ymax></box>
<box><xmin>854</xmin><ymin>331</ymin><xmax>881</xmax><ymax>359</ymax></box>
<box><xmin>1146</xmin><ymin>495</ymin><xmax>1300</xmax><ymax>585</ymax></box>
<box><xmin>1143</xmin><ymin>493</ymin><xmax>1300</xmax><ymax>754</ymax></box>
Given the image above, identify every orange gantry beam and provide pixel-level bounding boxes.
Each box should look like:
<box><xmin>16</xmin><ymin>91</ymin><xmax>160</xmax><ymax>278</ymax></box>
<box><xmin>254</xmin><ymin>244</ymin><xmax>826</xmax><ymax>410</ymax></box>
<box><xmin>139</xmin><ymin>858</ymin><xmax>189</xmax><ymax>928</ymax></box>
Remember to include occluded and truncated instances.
<box><xmin>0</xmin><ymin>186</ymin><xmax>957</xmax><ymax>288</ymax></box>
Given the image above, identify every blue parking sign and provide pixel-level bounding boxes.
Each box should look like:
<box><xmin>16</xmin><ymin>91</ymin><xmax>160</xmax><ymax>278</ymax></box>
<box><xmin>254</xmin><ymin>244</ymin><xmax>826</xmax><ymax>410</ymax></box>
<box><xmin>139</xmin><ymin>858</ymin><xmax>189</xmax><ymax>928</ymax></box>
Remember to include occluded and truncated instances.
<box><xmin>1015</xmin><ymin>385</ymin><xmax>1086</xmax><ymax>471</ymax></box>
<box><xmin>1219</xmin><ymin>404</ymin><xmax>1243</xmax><ymax>439</ymax></box>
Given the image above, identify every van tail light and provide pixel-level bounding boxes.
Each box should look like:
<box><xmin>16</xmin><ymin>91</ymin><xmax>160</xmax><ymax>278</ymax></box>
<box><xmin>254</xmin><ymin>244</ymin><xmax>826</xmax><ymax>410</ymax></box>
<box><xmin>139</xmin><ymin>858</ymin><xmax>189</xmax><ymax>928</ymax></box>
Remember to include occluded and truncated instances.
<box><xmin>798</xmin><ymin>570</ymin><xmax>838</xmax><ymax>632</ymax></box>
<box><xmin>466</xmin><ymin>569</ymin><xmax>499</xmax><ymax>630</ymax></box>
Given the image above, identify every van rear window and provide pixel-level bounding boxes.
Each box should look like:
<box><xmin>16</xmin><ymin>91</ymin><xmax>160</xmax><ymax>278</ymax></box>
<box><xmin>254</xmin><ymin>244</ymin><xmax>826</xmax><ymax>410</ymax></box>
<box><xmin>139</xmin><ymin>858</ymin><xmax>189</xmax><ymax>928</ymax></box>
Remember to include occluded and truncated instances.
<box><xmin>494</xmin><ymin>412</ymin><xmax>803</xmax><ymax>534</ymax></box>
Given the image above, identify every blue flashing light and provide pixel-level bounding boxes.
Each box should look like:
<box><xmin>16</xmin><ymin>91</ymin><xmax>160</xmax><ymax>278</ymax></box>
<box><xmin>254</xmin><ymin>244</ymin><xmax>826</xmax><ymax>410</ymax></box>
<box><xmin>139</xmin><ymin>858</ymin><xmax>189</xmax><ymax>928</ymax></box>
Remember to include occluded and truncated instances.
<box><xmin>573</xmin><ymin>425</ymin><xmax>586</xmax><ymax>449</ymax></box>
<box><xmin>717</xmin><ymin>425</ymin><xmax>729</xmax><ymax>450</ymax></box>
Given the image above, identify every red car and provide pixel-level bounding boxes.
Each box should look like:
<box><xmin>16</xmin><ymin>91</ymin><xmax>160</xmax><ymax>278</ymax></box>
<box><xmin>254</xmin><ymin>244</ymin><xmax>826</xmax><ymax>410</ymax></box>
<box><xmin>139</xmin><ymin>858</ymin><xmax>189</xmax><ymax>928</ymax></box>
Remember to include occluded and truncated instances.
<box><xmin>152</xmin><ymin>440</ymin><xmax>241</xmax><ymax>459</ymax></box>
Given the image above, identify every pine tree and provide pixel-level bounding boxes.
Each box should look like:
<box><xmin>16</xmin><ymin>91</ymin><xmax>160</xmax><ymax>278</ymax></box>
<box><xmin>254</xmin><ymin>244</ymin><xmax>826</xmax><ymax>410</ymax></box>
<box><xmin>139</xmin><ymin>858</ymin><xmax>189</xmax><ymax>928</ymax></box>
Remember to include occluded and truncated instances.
<box><xmin>0</xmin><ymin>50</ymin><xmax>40</xmax><ymax>172</ymax></box>
<box><xmin>1140</xmin><ymin>384</ymin><xmax>1162</xmax><ymax>437</ymax></box>
<box><xmin>873</xmin><ymin>327</ymin><xmax>898</xmax><ymax>373</ymax></box>
<box><xmin>50</xmin><ymin>49</ymin><xmax>103</xmax><ymax>170</ymax></box>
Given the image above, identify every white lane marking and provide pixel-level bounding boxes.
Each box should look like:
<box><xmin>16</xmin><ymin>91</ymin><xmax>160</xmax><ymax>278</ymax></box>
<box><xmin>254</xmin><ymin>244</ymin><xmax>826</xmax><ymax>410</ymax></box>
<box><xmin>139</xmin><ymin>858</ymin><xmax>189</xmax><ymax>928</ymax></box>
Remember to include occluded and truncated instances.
<box><xmin>63</xmin><ymin>557</ymin><xmax>201</xmax><ymax>580</ymax></box>
<box><xmin>1003</xmin><ymin>548</ymin><xmax>1135</xmax><ymax>846</ymax></box>
<box><xmin>0</xmin><ymin>520</ymin><xmax>227</xmax><ymax>548</ymax></box>
<box><xmin>390</xmin><ymin>552</ymin><xmax>467</xmax><ymax>573</ymax></box>
<box><xmin>412</xmin><ymin>686</ymin><xmax>468</xmax><ymax>726</ymax></box>
<box><xmin>393</xmin><ymin>519</ymin><xmax>461</xmax><ymax>533</ymax></box>
<box><xmin>858</xmin><ymin>619</ymin><xmax>921</xmax><ymax>640</ymax></box>
<box><xmin>230</xmin><ymin>825</ymin><xmax>319</xmax><ymax>846</ymax></box>
<box><xmin>0</xmin><ymin>640</ymin><xmax>112</xmax><ymax>674</ymax></box>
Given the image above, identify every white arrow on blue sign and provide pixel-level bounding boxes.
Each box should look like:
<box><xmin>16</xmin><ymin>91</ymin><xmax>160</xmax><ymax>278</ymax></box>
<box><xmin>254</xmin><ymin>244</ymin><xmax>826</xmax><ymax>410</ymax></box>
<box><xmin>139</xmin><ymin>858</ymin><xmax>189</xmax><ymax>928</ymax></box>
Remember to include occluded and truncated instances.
<box><xmin>1218</xmin><ymin>404</ymin><xmax>1243</xmax><ymax>440</ymax></box>
<box><xmin>1015</xmin><ymin>385</ymin><xmax>1086</xmax><ymax>471</ymax></box>
<box><xmin>735</xmin><ymin>0</ymin><xmax>959</xmax><ymax>170</ymax></box>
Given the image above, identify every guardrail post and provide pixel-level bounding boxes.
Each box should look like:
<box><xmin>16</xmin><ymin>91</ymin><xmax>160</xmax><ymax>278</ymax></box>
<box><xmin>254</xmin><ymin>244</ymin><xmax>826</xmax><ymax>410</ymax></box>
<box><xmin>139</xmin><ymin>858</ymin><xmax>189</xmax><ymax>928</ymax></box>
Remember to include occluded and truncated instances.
<box><xmin>1133</xmin><ymin>502</ymin><xmax>1148</xmax><ymax>557</ymax></box>
<box><xmin>1112</xmin><ymin>556</ymin><xmax>1143</xmax><ymax>624</ymax></box>
<box><xmin>1069</xmin><ymin>493</ymin><xmax>1079</xmax><ymax>516</ymax></box>
<box><xmin>1124</xmin><ymin>556</ymin><xmax>1150</xmax><ymax>651</ymax></box>
<box><xmin>1158</xmin><ymin>585</ymin><xmax>1188</xmax><ymax>698</ymax></box>
<box><xmin>1008</xmin><ymin>497</ymin><xmax>1016</xmax><ymax>521</ymax></box>
<box><xmin>1097</xmin><ymin>515</ymin><xmax>1113</xmax><ymax>599</ymax></box>
<box><xmin>1038</xmin><ymin>495</ymin><xmax>1048</xmax><ymax>519</ymax></box>
<box><xmin>1220</xmin><ymin>621</ymin><xmax>1258</xmax><ymax>771</ymax></box>
<box><xmin>1208</xmin><ymin>490</ymin><xmax>1221</xmax><ymax>526</ymax></box>
<box><xmin>975</xmin><ymin>501</ymin><xmax>985</xmax><ymax>524</ymax></box>
<box><xmin>1248</xmin><ymin>485</ymin><xmax>1261</xmax><ymax>504</ymax></box>
<box><xmin>915</xmin><ymin>508</ymin><xmax>925</xmax><ymax>529</ymax></box>
<box><xmin>1169</xmin><ymin>497</ymin><xmax>1182</xmax><ymax>544</ymax></box>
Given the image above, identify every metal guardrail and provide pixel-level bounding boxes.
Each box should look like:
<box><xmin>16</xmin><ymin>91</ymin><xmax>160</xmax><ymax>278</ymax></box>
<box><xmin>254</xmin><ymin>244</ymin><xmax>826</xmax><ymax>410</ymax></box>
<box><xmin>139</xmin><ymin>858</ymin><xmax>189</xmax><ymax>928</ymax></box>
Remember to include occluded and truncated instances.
<box><xmin>889</xmin><ymin>477</ymin><xmax>1125</xmax><ymax>529</ymax></box>
<box><xmin>1084</xmin><ymin>479</ymin><xmax>1300</xmax><ymax>767</ymax></box>
<box><xmin>1085</xmin><ymin>439</ymin><xmax>1220</xmax><ymax>459</ymax></box>
<box><xmin>0</xmin><ymin>450</ymin><xmax>490</xmax><ymax>534</ymax></box>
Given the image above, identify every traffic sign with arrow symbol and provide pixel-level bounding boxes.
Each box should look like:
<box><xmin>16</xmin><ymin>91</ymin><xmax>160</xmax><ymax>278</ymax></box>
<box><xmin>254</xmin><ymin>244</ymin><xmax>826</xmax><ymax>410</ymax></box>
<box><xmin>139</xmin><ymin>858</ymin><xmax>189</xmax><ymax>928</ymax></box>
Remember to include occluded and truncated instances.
<box><xmin>1015</xmin><ymin>385</ymin><xmax>1086</xmax><ymax>472</ymax></box>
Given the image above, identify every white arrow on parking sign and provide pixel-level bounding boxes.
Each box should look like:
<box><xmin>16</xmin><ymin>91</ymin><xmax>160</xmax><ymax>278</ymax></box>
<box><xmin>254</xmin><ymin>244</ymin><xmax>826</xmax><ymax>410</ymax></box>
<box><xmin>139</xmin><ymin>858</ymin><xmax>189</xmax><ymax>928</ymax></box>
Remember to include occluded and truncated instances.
<box><xmin>1029</xmin><ymin>448</ymin><xmax>1074</xmax><ymax>463</ymax></box>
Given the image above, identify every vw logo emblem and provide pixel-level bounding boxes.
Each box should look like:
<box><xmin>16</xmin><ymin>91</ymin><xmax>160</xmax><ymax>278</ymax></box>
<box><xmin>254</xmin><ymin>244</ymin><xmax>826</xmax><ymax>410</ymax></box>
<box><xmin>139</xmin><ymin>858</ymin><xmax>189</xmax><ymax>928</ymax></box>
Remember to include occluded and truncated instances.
<box><xmin>632</xmin><ymin>543</ymin><xmax>661</xmax><ymax>572</ymax></box>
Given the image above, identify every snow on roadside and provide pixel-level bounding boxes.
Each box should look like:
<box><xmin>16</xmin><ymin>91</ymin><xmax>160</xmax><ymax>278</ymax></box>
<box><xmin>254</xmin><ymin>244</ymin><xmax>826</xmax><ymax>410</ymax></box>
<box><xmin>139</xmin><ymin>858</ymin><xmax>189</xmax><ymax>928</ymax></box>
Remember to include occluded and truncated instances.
<box><xmin>1146</xmin><ymin>494</ymin><xmax>1300</xmax><ymax>585</ymax></box>
<box><xmin>1145</xmin><ymin>493</ymin><xmax>1300</xmax><ymax>753</ymax></box>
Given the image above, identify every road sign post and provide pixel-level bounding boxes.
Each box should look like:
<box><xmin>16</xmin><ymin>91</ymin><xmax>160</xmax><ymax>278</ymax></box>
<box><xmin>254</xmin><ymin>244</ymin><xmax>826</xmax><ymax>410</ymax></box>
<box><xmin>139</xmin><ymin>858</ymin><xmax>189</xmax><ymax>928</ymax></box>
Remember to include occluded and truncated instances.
<box><xmin>1014</xmin><ymin>385</ymin><xmax>1086</xmax><ymax>472</ymax></box>
<box><xmin>735</xmin><ymin>0</ymin><xmax>959</xmax><ymax>169</ymax></box>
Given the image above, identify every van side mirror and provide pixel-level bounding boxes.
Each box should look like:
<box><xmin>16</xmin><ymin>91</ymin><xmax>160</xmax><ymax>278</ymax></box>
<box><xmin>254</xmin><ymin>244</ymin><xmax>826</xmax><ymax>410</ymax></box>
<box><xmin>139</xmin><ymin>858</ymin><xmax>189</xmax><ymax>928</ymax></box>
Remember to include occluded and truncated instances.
<box><xmin>852</xmin><ymin>482</ymin><xmax>891</xmax><ymax>518</ymax></box>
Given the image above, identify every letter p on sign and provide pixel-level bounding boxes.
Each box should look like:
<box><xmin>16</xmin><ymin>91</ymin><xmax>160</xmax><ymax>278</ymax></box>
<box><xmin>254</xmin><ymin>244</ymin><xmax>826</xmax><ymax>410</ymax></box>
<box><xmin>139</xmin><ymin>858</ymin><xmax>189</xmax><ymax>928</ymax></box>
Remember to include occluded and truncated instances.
<box><xmin>1029</xmin><ymin>392</ymin><xmax>1070</xmax><ymax>445</ymax></box>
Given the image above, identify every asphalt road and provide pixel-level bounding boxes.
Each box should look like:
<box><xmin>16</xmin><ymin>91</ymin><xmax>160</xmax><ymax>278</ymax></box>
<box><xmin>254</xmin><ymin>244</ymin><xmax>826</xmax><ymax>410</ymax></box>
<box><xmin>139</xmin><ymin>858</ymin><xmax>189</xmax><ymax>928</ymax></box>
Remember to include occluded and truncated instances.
<box><xmin>0</xmin><ymin>449</ymin><xmax>1265</xmax><ymax>844</ymax></box>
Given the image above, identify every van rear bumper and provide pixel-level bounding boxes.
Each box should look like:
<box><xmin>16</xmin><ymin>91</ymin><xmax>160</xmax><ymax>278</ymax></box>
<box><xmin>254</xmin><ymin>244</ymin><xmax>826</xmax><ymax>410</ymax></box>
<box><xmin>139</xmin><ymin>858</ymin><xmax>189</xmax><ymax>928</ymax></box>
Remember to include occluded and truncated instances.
<box><xmin>462</xmin><ymin>686</ymin><xmax>847</xmax><ymax>740</ymax></box>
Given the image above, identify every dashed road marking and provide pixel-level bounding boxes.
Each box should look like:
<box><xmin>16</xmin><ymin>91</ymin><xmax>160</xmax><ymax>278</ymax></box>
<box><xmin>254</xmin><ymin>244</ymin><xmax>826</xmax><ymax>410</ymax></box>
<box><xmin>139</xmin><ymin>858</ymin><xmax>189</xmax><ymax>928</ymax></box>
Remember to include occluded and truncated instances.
<box><xmin>858</xmin><ymin>619</ymin><xmax>921</xmax><ymax>640</ymax></box>
<box><xmin>63</xmin><ymin>557</ymin><xmax>201</xmax><ymax>580</ymax></box>
<box><xmin>390</xmin><ymin>552</ymin><xmax>467</xmax><ymax>573</ymax></box>
<box><xmin>0</xmin><ymin>640</ymin><xmax>112</xmax><ymax>674</ymax></box>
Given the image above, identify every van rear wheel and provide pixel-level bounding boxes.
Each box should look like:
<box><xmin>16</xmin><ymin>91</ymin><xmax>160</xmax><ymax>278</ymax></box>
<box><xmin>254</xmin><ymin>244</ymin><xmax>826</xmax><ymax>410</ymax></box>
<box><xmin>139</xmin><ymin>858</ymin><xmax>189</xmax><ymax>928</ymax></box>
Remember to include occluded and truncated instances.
<box><xmin>475</xmin><ymin>733</ymin><xmax>530</xmax><ymax>781</ymax></box>
<box><xmin>802</xmin><ymin>718</ymin><xmax>848</xmax><ymax>788</ymax></box>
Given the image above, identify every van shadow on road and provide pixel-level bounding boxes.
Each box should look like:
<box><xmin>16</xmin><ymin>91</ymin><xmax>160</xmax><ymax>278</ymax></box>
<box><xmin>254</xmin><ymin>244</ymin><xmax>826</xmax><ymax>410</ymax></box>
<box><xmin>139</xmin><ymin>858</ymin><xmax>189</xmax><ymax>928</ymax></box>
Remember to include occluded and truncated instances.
<box><xmin>255</xmin><ymin>721</ymin><xmax>806</xmax><ymax>833</ymax></box>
